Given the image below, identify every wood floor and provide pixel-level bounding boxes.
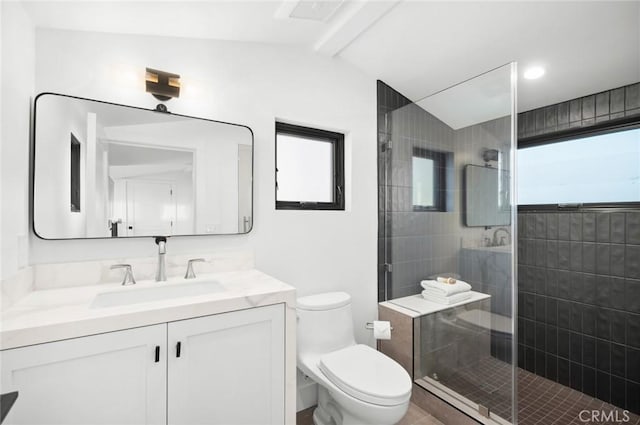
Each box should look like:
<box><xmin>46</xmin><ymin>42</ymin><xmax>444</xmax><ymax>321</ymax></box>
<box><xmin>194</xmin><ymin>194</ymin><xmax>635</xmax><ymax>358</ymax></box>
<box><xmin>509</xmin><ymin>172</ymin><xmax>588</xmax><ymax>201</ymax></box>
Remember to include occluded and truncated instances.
<box><xmin>296</xmin><ymin>402</ymin><xmax>443</xmax><ymax>425</ymax></box>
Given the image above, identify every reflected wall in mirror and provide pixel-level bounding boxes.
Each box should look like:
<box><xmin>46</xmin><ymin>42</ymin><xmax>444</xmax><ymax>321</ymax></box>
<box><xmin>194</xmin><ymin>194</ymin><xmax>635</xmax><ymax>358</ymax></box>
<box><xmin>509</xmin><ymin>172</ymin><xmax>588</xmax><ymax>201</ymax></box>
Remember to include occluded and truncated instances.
<box><xmin>464</xmin><ymin>164</ymin><xmax>511</xmax><ymax>227</ymax></box>
<box><xmin>33</xmin><ymin>93</ymin><xmax>253</xmax><ymax>239</ymax></box>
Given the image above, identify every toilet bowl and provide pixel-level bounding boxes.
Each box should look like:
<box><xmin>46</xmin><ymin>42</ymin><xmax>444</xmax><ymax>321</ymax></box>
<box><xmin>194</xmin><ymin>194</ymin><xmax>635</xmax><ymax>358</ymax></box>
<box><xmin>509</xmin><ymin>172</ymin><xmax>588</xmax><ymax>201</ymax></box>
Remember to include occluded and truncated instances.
<box><xmin>297</xmin><ymin>292</ymin><xmax>412</xmax><ymax>425</ymax></box>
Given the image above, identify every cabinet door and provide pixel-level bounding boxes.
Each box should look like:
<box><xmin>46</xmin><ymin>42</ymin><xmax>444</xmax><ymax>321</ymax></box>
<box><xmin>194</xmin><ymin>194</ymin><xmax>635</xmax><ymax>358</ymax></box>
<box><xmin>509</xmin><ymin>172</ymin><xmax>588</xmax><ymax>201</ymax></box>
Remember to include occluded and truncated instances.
<box><xmin>168</xmin><ymin>304</ymin><xmax>285</xmax><ymax>425</ymax></box>
<box><xmin>0</xmin><ymin>324</ymin><xmax>166</xmax><ymax>425</ymax></box>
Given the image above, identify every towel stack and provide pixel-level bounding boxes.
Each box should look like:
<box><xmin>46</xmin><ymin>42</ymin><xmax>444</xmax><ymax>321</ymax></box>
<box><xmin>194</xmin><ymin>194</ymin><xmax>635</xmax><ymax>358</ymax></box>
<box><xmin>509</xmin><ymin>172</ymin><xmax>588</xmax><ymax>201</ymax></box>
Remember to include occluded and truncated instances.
<box><xmin>420</xmin><ymin>277</ymin><xmax>472</xmax><ymax>305</ymax></box>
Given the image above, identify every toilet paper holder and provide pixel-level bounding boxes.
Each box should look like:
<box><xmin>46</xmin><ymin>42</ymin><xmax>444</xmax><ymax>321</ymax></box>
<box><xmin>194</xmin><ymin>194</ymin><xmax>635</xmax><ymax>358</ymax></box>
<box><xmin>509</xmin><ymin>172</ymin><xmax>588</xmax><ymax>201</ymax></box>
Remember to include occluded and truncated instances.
<box><xmin>365</xmin><ymin>322</ymin><xmax>393</xmax><ymax>331</ymax></box>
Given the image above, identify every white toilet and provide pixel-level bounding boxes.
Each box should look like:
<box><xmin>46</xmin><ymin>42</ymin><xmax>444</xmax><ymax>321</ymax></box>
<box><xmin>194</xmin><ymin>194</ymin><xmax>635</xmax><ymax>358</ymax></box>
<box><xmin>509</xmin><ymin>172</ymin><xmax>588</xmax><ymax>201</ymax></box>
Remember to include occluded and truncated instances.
<box><xmin>297</xmin><ymin>292</ymin><xmax>412</xmax><ymax>425</ymax></box>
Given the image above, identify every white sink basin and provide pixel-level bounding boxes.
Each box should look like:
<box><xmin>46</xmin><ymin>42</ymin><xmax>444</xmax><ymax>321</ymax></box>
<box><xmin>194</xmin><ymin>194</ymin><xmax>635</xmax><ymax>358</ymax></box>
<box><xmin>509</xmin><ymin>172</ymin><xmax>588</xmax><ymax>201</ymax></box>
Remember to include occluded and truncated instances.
<box><xmin>91</xmin><ymin>280</ymin><xmax>224</xmax><ymax>308</ymax></box>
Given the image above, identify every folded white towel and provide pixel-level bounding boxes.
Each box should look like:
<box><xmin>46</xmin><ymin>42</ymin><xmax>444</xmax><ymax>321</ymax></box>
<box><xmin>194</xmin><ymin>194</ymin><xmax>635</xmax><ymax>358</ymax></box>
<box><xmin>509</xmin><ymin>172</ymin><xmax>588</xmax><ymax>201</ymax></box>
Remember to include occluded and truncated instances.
<box><xmin>421</xmin><ymin>290</ymin><xmax>472</xmax><ymax>305</ymax></box>
<box><xmin>420</xmin><ymin>279</ymin><xmax>472</xmax><ymax>296</ymax></box>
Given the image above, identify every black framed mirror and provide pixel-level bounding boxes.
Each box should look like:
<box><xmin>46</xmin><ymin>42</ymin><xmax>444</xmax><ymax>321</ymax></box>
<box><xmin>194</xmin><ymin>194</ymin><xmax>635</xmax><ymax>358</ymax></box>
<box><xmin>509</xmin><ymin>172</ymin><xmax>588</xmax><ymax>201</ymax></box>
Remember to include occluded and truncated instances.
<box><xmin>32</xmin><ymin>93</ymin><xmax>253</xmax><ymax>239</ymax></box>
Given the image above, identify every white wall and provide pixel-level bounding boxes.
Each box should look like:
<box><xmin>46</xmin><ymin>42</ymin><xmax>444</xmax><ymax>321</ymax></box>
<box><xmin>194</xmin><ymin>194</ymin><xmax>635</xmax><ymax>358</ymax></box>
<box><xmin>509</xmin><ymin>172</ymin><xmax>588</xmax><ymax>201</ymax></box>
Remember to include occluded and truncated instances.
<box><xmin>21</xmin><ymin>28</ymin><xmax>378</xmax><ymax>343</ymax></box>
<box><xmin>0</xmin><ymin>1</ymin><xmax>35</xmax><ymax>280</ymax></box>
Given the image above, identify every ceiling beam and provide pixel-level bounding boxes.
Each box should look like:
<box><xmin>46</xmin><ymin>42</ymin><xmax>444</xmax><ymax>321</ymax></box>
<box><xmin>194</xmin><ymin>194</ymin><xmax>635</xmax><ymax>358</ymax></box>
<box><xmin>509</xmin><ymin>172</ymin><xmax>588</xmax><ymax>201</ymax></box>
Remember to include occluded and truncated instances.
<box><xmin>314</xmin><ymin>0</ymin><xmax>400</xmax><ymax>57</ymax></box>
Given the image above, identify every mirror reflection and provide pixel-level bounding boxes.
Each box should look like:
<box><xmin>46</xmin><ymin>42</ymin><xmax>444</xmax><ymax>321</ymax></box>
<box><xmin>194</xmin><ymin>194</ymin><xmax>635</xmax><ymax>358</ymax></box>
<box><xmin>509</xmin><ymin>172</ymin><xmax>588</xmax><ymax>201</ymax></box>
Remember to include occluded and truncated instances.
<box><xmin>464</xmin><ymin>164</ymin><xmax>511</xmax><ymax>227</ymax></box>
<box><xmin>33</xmin><ymin>94</ymin><xmax>253</xmax><ymax>239</ymax></box>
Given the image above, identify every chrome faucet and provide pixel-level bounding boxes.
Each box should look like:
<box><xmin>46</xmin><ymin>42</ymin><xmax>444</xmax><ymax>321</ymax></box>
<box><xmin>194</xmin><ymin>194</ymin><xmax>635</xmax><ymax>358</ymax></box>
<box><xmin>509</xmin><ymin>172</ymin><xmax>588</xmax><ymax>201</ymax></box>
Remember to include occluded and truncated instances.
<box><xmin>111</xmin><ymin>264</ymin><xmax>136</xmax><ymax>285</ymax></box>
<box><xmin>155</xmin><ymin>236</ymin><xmax>167</xmax><ymax>282</ymax></box>
<box><xmin>184</xmin><ymin>258</ymin><xmax>205</xmax><ymax>279</ymax></box>
<box><xmin>492</xmin><ymin>228</ymin><xmax>511</xmax><ymax>246</ymax></box>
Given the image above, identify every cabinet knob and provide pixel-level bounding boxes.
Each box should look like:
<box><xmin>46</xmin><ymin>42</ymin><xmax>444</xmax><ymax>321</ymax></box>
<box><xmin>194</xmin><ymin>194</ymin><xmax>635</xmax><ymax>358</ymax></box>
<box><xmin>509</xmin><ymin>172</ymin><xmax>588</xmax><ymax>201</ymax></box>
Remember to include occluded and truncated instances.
<box><xmin>154</xmin><ymin>346</ymin><xmax>160</xmax><ymax>363</ymax></box>
<box><xmin>176</xmin><ymin>341</ymin><xmax>182</xmax><ymax>358</ymax></box>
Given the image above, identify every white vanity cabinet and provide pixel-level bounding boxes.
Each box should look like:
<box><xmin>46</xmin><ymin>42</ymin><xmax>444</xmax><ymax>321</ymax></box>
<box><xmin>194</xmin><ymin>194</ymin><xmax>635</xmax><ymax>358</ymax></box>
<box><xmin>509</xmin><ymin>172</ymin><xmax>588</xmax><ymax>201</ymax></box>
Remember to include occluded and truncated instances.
<box><xmin>0</xmin><ymin>324</ymin><xmax>167</xmax><ymax>425</ymax></box>
<box><xmin>168</xmin><ymin>303</ymin><xmax>285</xmax><ymax>424</ymax></box>
<box><xmin>0</xmin><ymin>304</ymin><xmax>286</xmax><ymax>425</ymax></box>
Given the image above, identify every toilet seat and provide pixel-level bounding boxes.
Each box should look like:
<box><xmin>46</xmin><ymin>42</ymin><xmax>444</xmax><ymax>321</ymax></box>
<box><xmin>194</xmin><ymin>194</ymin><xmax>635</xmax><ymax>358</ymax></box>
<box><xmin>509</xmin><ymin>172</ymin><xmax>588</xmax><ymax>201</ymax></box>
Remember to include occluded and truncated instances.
<box><xmin>318</xmin><ymin>344</ymin><xmax>412</xmax><ymax>406</ymax></box>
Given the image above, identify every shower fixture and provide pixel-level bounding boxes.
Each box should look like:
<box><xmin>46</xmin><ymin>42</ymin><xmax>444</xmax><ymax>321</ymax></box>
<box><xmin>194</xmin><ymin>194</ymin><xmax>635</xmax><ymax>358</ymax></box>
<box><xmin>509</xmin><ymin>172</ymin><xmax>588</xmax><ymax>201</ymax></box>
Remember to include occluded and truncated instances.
<box><xmin>482</xmin><ymin>148</ymin><xmax>499</xmax><ymax>164</ymax></box>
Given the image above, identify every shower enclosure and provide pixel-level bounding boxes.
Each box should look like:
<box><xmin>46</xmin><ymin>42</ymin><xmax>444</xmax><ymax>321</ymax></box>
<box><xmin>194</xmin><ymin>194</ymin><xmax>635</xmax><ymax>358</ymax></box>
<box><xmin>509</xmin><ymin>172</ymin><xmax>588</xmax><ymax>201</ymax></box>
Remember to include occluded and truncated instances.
<box><xmin>378</xmin><ymin>63</ymin><xmax>517</xmax><ymax>424</ymax></box>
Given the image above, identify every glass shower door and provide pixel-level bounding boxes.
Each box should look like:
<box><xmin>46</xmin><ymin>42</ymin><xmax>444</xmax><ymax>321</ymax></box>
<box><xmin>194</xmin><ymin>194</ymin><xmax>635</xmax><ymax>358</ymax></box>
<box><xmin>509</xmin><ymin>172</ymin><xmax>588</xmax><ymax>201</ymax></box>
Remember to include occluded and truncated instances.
<box><xmin>382</xmin><ymin>63</ymin><xmax>517</xmax><ymax>424</ymax></box>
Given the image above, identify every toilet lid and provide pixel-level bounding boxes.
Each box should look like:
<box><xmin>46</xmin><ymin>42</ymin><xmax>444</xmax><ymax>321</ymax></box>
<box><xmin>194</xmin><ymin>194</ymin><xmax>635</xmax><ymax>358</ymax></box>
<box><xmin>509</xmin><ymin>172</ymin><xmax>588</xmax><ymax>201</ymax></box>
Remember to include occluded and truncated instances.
<box><xmin>318</xmin><ymin>344</ymin><xmax>411</xmax><ymax>406</ymax></box>
<box><xmin>297</xmin><ymin>292</ymin><xmax>351</xmax><ymax>311</ymax></box>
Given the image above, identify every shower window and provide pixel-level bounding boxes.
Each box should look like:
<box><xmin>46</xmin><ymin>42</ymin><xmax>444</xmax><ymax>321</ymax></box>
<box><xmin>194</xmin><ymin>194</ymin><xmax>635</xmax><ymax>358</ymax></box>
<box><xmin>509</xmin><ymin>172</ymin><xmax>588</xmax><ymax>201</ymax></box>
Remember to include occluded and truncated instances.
<box><xmin>518</xmin><ymin>126</ymin><xmax>640</xmax><ymax>205</ymax></box>
<box><xmin>412</xmin><ymin>147</ymin><xmax>446</xmax><ymax>211</ymax></box>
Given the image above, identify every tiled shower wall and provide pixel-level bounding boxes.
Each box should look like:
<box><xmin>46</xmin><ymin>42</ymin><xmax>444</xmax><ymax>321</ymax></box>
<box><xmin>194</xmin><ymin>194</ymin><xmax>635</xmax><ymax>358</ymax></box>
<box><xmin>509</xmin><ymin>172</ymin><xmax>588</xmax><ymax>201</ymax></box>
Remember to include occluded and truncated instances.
<box><xmin>377</xmin><ymin>81</ymin><xmax>462</xmax><ymax>301</ymax></box>
<box><xmin>377</xmin><ymin>81</ymin><xmax>412</xmax><ymax>301</ymax></box>
<box><xmin>377</xmin><ymin>81</ymin><xmax>512</xmax><ymax>306</ymax></box>
<box><xmin>517</xmin><ymin>81</ymin><xmax>640</xmax><ymax>415</ymax></box>
<box><xmin>518</xmin><ymin>82</ymin><xmax>640</xmax><ymax>140</ymax></box>
<box><xmin>517</xmin><ymin>210</ymin><xmax>640</xmax><ymax>414</ymax></box>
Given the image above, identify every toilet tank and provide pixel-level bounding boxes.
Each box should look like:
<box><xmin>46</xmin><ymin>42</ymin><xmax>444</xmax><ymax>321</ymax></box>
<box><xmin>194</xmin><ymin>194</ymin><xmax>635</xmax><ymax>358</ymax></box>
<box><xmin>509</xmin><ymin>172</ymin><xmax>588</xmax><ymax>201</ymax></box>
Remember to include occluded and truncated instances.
<box><xmin>297</xmin><ymin>292</ymin><xmax>356</xmax><ymax>358</ymax></box>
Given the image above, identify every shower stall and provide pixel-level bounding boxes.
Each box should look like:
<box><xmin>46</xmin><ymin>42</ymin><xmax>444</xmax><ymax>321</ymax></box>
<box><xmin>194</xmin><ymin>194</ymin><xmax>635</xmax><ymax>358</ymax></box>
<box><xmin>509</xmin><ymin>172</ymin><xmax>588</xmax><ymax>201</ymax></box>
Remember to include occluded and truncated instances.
<box><xmin>378</xmin><ymin>66</ymin><xmax>640</xmax><ymax>425</ymax></box>
<box><xmin>378</xmin><ymin>64</ymin><xmax>517</xmax><ymax>424</ymax></box>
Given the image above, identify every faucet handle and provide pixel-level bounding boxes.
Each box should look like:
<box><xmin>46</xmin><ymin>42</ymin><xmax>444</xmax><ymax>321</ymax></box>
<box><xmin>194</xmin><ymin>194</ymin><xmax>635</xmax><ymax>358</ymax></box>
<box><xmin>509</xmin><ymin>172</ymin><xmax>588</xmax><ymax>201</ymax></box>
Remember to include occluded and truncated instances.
<box><xmin>184</xmin><ymin>258</ymin><xmax>205</xmax><ymax>279</ymax></box>
<box><xmin>111</xmin><ymin>264</ymin><xmax>136</xmax><ymax>285</ymax></box>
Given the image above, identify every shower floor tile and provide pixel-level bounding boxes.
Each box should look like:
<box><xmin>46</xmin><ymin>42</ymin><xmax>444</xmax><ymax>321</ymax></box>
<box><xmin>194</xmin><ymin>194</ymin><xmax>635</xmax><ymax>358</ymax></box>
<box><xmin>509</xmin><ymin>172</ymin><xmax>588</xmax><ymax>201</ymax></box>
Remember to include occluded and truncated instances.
<box><xmin>429</xmin><ymin>356</ymin><xmax>640</xmax><ymax>425</ymax></box>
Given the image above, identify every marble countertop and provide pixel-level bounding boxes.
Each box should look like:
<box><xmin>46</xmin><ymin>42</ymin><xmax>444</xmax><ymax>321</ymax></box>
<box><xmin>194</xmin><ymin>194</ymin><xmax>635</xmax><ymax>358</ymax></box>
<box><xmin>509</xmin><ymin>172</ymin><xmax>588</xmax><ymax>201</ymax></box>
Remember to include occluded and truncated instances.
<box><xmin>0</xmin><ymin>269</ymin><xmax>296</xmax><ymax>350</ymax></box>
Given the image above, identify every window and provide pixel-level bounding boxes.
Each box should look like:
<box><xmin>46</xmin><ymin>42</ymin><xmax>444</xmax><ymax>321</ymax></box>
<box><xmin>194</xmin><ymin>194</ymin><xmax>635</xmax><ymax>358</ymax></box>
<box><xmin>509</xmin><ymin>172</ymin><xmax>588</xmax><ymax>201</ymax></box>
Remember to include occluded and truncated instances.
<box><xmin>70</xmin><ymin>133</ymin><xmax>81</xmax><ymax>212</ymax></box>
<box><xmin>275</xmin><ymin>122</ymin><xmax>344</xmax><ymax>210</ymax></box>
<box><xmin>518</xmin><ymin>126</ymin><xmax>640</xmax><ymax>205</ymax></box>
<box><xmin>412</xmin><ymin>147</ymin><xmax>446</xmax><ymax>211</ymax></box>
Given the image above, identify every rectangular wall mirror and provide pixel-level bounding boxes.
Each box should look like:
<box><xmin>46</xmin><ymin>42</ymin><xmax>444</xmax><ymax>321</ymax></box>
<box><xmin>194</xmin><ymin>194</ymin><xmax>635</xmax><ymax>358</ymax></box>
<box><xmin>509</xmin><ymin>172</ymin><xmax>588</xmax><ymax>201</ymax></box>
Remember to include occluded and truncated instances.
<box><xmin>33</xmin><ymin>93</ymin><xmax>253</xmax><ymax>239</ymax></box>
<box><xmin>464</xmin><ymin>164</ymin><xmax>511</xmax><ymax>227</ymax></box>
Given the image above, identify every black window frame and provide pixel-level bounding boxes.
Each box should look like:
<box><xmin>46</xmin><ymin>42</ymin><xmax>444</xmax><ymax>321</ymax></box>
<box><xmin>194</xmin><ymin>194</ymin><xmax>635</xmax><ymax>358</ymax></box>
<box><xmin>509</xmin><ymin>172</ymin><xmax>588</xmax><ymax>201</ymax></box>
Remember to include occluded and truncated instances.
<box><xmin>70</xmin><ymin>133</ymin><xmax>81</xmax><ymax>212</ymax></box>
<box><xmin>275</xmin><ymin>122</ymin><xmax>345</xmax><ymax>210</ymax></box>
<box><xmin>412</xmin><ymin>146</ymin><xmax>446</xmax><ymax>212</ymax></box>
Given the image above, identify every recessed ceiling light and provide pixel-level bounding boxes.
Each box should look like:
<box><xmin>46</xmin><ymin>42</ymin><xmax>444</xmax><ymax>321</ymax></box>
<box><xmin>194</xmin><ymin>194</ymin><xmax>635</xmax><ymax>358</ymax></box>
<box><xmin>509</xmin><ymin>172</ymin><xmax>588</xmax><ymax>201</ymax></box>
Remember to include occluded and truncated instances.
<box><xmin>524</xmin><ymin>66</ymin><xmax>545</xmax><ymax>80</ymax></box>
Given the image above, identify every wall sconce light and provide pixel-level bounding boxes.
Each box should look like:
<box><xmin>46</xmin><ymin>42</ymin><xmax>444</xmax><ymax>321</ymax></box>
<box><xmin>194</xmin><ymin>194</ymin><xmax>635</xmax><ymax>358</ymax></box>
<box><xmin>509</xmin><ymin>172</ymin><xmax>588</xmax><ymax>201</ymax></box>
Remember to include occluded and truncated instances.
<box><xmin>145</xmin><ymin>68</ymin><xmax>180</xmax><ymax>101</ymax></box>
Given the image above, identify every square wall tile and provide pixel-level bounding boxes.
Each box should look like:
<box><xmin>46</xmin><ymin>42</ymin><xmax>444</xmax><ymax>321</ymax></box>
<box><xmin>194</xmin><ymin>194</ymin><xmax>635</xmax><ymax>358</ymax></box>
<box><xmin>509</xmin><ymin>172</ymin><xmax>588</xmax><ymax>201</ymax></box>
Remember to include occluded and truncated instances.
<box><xmin>582</xmin><ymin>95</ymin><xmax>596</xmax><ymax>119</ymax></box>
<box><xmin>627</xmin><ymin>212</ymin><xmax>640</xmax><ymax>245</ymax></box>
<box><xmin>595</xmin><ymin>92</ymin><xmax>610</xmax><ymax>116</ymax></box>
<box><xmin>597</xmin><ymin>340</ymin><xmax>611</xmax><ymax>372</ymax></box>
<box><xmin>611</xmin><ymin>213</ymin><xmax>626</xmax><ymax>244</ymax></box>
<box><xmin>583</xmin><ymin>213</ymin><xmax>596</xmax><ymax>242</ymax></box>
<box><xmin>627</xmin><ymin>279</ymin><xmax>640</xmax><ymax>314</ymax></box>
<box><xmin>583</xmin><ymin>243</ymin><xmax>596</xmax><ymax>273</ymax></box>
<box><xmin>546</xmin><ymin>214</ymin><xmax>559</xmax><ymax>240</ymax></box>
<box><xmin>596</xmin><ymin>244</ymin><xmax>611</xmax><ymax>275</ymax></box>
<box><xmin>611</xmin><ymin>343</ymin><xmax>626</xmax><ymax>377</ymax></box>
<box><xmin>570</xmin><ymin>213</ymin><xmax>583</xmax><ymax>241</ymax></box>
<box><xmin>597</xmin><ymin>213</ymin><xmax>611</xmax><ymax>242</ymax></box>
<box><xmin>559</xmin><ymin>214</ymin><xmax>571</xmax><ymax>240</ymax></box>
<box><xmin>611</xmin><ymin>87</ymin><xmax>625</xmax><ymax>113</ymax></box>
<box><xmin>569</xmin><ymin>99</ymin><xmax>582</xmax><ymax>122</ymax></box>
<box><xmin>596</xmin><ymin>307</ymin><xmax>612</xmax><ymax>340</ymax></box>
<box><xmin>597</xmin><ymin>372</ymin><xmax>611</xmax><ymax>402</ymax></box>
<box><xmin>626</xmin><ymin>83</ymin><xmax>640</xmax><ymax>110</ymax></box>
<box><xmin>626</xmin><ymin>245</ymin><xmax>640</xmax><ymax>279</ymax></box>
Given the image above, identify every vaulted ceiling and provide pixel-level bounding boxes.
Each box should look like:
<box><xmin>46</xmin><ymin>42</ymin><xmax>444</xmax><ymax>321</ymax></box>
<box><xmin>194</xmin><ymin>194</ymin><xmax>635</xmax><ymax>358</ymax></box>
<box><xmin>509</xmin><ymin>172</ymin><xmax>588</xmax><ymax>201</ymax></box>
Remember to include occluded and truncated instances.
<box><xmin>21</xmin><ymin>0</ymin><xmax>640</xmax><ymax>112</ymax></box>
